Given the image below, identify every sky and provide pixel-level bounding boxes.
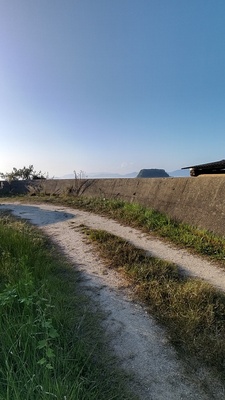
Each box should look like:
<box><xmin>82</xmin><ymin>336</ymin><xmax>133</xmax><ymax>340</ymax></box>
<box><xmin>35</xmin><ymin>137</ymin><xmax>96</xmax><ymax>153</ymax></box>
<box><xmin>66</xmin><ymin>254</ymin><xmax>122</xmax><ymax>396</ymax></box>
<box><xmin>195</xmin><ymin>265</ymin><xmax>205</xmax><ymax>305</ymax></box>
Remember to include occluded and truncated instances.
<box><xmin>1</xmin><ymin>0</ymin><xmax>225</xmax><ymax>177</ymax></box>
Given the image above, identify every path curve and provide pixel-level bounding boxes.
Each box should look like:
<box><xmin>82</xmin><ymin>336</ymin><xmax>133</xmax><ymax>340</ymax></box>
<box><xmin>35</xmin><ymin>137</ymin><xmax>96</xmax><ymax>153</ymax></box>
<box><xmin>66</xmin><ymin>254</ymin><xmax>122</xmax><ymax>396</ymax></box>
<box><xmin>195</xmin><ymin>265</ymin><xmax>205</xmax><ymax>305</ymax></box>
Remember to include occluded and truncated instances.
<box><xmin>1</xmin><ymin>201</ymin><xmax>225</xmax><ymax>400</ymax></box>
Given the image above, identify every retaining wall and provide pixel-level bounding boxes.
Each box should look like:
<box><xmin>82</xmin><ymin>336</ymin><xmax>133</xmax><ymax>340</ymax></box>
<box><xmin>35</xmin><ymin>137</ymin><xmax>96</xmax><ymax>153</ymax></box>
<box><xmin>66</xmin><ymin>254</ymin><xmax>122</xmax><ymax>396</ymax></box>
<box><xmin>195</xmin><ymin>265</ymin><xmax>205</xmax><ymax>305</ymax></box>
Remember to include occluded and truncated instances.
<box><xmin>1</xmin><ymin>176</ymin><xmax>225</xmax><ymax>236</ymax></box>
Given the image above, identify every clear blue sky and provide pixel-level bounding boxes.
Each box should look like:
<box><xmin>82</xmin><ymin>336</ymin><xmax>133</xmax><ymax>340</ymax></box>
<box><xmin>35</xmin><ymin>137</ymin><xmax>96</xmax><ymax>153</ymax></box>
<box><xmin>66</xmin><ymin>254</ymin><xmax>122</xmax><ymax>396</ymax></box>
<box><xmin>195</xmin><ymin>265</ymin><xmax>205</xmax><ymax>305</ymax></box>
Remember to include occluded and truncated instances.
<box><xmin>1</xmin><ymin>0</ymin><xmax>225</xmax><ymax>177</ymax></box>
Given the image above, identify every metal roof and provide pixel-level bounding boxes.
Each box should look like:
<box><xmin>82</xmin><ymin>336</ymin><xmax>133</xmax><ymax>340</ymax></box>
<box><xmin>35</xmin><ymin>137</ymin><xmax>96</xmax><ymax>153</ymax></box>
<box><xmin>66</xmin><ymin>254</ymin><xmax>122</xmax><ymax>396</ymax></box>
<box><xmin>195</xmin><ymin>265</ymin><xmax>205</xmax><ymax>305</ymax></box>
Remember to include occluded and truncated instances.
<box><xmin>182</xmin><ymin>159</ymin><xmax>225</xmax><ymax>170</ymax></box>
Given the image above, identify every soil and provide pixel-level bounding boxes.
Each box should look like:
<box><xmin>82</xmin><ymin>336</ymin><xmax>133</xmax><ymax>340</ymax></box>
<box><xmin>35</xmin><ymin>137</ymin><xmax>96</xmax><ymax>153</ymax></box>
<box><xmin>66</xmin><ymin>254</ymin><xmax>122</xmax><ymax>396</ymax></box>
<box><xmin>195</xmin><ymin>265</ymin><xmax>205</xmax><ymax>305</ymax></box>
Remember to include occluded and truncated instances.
<box><xmin>1</xmin><ymin>201</ymin><xmax>225</xmax><ymax>400</ymax></box>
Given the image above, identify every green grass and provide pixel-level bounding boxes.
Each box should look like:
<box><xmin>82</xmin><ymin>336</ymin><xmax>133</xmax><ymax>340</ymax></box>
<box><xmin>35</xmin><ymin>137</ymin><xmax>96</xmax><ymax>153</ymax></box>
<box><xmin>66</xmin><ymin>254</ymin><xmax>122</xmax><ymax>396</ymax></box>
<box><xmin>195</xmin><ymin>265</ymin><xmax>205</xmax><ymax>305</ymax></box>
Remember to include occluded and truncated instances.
<box><xmin>13</xmin><ymin>194</ymin><xmax>225</xmax><ymax>264</ymax></box>
<box><xmin>0</xmin><ymin>212</ymin><xmax>136</xmax><ymax>400</ymax></box>
<box><xmin>82</xmin><ymin>226</ymin><xmax>225</xmax><ymax>378</ymax></box>
<box><xmin>2</xmin><ymin>194</ymin><xmax>225</xmax><ymax>384</ymax></box>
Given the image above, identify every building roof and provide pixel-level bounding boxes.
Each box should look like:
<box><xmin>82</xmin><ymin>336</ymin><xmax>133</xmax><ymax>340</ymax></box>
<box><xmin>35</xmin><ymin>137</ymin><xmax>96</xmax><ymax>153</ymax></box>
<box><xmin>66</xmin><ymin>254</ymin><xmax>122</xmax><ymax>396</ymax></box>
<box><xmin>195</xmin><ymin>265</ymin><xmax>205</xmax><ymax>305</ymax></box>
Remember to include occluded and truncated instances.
<box><xmin>182</xmin><ymin>159</ymin><xmax>225</xmax><ymax>170</ymax></box>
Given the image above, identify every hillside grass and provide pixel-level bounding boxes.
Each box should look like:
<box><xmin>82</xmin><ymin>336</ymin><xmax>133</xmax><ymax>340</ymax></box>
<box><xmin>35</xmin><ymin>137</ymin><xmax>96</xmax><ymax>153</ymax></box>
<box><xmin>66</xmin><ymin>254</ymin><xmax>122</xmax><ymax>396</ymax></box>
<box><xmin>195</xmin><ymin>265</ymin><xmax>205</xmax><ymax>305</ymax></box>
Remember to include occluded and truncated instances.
<box><xmin>81</xmin><ymin>225</ymin><xmax>225</xmax><ymax>378</ymax></box>
<box><xmin>0</xmin><ymin>211</ymin><xmax>136</xmax><ymax>400</ymax></box>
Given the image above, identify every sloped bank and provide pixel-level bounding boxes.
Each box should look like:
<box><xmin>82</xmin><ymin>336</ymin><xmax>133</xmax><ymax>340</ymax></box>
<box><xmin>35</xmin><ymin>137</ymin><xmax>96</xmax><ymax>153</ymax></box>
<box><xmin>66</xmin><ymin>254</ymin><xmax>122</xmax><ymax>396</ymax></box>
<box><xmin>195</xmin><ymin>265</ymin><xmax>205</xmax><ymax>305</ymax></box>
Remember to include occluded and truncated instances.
<box><xmin>2</xmin><ymin>175</ymin><xmax>225</xmax><ymax>236</ymax></box>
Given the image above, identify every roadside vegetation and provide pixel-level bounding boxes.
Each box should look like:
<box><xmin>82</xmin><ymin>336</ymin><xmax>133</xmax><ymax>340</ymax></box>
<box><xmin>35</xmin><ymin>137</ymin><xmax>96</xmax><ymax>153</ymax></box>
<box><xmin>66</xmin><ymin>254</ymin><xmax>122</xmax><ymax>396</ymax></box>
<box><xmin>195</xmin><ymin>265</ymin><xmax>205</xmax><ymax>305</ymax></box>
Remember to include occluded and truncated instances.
<box><xmin>2</xmin><ymin>194</ymin><xmax>225</xmax><ymax>386</ymax></box>
<box><xmin>0</xmin><ymin>211</ymin><xmax>135</xmax><ymax>400</ymax></box>
<box><xmin>81</xmin><ymin>225</ymin><xmax>225</xmax><ymax>379</ymax></box>
<box><xmin>17</xmin><ymin>195</ymin><xmax>225</xmax><ymax>265</ymax></box>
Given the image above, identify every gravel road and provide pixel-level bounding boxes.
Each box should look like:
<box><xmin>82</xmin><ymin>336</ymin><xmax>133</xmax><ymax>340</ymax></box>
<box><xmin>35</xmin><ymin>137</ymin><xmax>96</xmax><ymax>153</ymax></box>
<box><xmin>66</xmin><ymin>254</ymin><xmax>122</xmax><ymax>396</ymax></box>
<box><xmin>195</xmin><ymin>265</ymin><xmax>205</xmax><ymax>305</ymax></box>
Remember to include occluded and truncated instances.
<box><xmin>1</xmin><ymin>201</ymin><xmax>225</xmax><ymax>400</ymax></box>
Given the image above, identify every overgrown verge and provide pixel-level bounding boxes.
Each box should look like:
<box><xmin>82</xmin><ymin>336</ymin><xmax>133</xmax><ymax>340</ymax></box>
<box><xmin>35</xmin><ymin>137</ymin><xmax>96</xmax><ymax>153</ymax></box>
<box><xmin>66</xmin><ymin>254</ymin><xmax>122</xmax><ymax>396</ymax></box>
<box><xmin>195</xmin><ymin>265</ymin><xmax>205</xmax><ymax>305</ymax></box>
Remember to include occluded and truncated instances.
<box><xmin>14</xmin><ymin>195</ymin><xmax>225</xmax><ymax>265</ymax></box>
<box><xmin>82</xmin><ymin>225</ymin><xmax>225</xmax><ymax>378</ymax></box>
<box><xmin>0</xmin><ymin>212</ymin><xmax>136</xmax><ymax>400</ymax></box>
<box><xmin>64</xmin><ymin>197</ymin><xmax>225</xmax><ymax>262</ymax></box>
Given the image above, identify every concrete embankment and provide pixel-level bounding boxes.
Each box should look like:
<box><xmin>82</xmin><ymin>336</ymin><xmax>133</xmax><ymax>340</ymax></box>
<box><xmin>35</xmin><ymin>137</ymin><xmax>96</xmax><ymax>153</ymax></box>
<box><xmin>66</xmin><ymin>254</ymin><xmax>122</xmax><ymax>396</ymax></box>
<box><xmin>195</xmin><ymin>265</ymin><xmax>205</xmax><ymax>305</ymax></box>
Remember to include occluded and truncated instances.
<box><xmin>1</xmin><ymin>176</ymin><xmax>225</xmax><ymax>236</ymax></box>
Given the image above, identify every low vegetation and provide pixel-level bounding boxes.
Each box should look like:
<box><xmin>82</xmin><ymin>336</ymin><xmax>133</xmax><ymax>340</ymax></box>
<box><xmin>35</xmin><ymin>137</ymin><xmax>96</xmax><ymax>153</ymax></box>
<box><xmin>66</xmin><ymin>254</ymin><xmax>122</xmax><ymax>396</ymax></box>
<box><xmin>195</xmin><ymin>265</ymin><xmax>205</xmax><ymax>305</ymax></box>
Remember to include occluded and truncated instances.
<box><xmin>82</xmin><ymin>225</ymin><xmax>225</xmax><ymax>377</ymax></box>
<box><xmin>22</xmin><ymin>195</ymin><xmax>225</xmax><ymax>265</ymax></box>
<box><xmin>2</xmin><ymin>194</ymin><xmax>225</xmax><ymax>388</ymax></box>
<box><xmin>0</xmin><ymin>212</ymin><xmax>135</xmax><ymax>400</ymax></box>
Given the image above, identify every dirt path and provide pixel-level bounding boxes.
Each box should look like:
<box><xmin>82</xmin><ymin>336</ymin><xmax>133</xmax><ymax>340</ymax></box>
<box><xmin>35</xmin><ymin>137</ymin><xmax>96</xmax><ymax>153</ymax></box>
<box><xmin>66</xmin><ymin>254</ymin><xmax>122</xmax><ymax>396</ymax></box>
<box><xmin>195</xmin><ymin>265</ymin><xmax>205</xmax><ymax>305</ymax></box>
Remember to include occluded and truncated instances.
<box><xmin>1</xmin><ymin>201</ymin><xmax>225</xmax><ymax>399</ymax></box>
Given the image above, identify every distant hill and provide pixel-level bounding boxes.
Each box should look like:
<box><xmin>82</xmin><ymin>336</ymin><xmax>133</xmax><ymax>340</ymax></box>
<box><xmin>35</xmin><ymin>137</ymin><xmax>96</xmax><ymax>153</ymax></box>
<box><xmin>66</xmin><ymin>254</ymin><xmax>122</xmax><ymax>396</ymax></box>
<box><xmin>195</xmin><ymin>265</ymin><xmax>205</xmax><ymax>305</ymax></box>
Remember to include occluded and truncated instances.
<box><xmin>169</xmin><ymin>169</ymin><xmax>190</xmax><ymax>177</ymax></box>
<box><xmin>137</xmin><ymin>169</ymin><xmax>169</xmax><ymax>178</ymax></box>
<box><xmin>59</xmin><ymin>172</ymin><xmax>138</xmax><ymax>179</ymax></box>
<box><xmin>87</xmin><ymin>172</ymin><xmax>138</xmax><ymax>178</ymax></box>
<box><xmin>55</xmin><ymin>170</ymin><xmax>191</xmax><ymax>179</ymax></box>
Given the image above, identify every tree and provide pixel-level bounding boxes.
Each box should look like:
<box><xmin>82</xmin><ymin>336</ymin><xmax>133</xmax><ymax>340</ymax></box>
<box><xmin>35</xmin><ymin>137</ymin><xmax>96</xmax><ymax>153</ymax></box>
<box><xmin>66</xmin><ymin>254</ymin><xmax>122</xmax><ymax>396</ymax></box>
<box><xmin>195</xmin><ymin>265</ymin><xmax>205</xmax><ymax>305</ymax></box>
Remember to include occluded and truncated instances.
<box><xmin>0</xmin><ymin>165</ymin><xmax>47</xmax><ymax>181</ymax></box>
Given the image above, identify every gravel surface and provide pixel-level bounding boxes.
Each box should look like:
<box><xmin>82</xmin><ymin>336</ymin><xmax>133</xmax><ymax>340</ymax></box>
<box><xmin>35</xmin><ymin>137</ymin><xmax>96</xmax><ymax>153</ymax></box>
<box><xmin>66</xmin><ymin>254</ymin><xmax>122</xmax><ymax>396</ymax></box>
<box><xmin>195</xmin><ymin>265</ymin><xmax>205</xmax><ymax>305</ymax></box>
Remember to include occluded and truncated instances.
<box><xmin>1</xmin><ymin>201</ymin><xmax>225</xmax><ymax>400</ymax></box>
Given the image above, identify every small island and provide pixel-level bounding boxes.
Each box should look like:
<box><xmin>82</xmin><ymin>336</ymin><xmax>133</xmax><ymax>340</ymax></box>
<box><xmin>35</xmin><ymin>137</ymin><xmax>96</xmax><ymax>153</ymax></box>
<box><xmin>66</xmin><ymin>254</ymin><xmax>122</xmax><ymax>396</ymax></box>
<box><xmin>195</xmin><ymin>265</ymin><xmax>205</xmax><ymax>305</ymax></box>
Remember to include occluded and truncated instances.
<box><xmin>136</xmin><ymin>169</ymin><xmax>169</xmax><ymax>178</ymax></box>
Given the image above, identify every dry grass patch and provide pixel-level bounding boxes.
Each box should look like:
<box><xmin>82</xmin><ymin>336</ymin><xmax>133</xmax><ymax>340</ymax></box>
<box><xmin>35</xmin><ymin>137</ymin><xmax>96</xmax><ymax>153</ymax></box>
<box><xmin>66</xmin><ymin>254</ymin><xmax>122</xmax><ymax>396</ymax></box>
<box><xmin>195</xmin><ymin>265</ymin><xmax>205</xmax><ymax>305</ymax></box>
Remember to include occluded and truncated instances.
<box><xmin>82</xmin><ymin>226</ymin><xmax>225</xmax><ymax>378</ymax></box>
